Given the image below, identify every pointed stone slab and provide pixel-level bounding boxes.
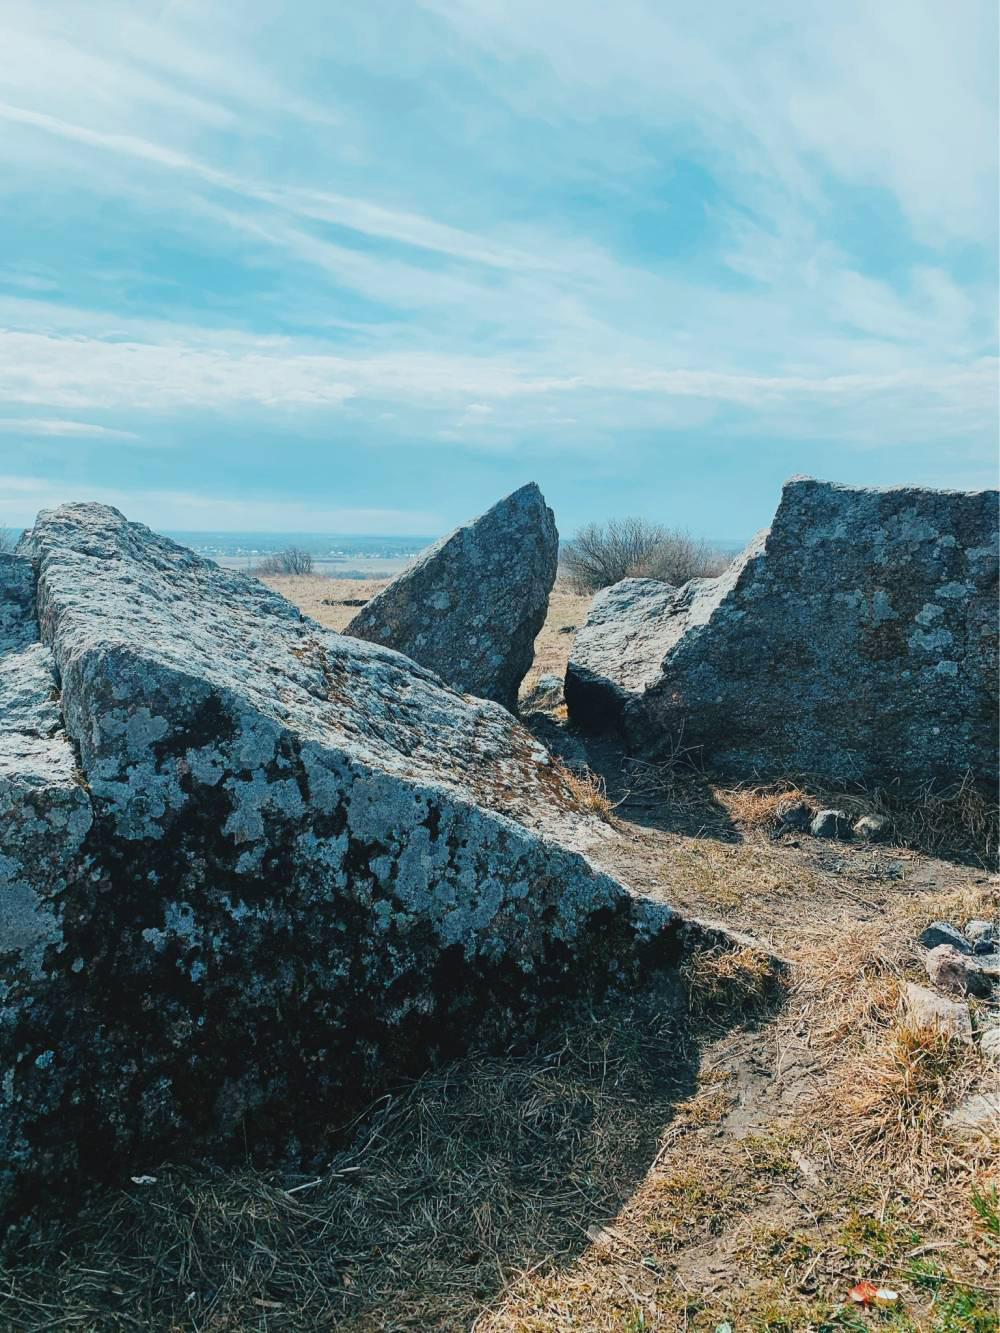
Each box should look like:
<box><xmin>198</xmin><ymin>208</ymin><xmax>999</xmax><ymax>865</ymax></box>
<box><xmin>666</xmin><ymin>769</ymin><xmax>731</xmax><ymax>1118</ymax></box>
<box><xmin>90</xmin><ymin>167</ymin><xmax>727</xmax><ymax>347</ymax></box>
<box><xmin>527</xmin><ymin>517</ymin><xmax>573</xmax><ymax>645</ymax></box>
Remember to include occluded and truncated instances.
<box><xmin>346</xmin><ymin>483</ymin><xmax>558</xmax><ymax>710</ymax></box>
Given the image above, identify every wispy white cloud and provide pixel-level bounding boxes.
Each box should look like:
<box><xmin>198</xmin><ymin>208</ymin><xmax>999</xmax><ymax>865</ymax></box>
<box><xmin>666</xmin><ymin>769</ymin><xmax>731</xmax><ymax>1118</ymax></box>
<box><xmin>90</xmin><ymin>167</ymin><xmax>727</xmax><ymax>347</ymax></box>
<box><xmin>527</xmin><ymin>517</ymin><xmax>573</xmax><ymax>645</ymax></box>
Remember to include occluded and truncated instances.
<box><xmin>0</xmin><ymin>473</ymin><xmax>440</xmax><ymax>534</ymax></box>
<box><xmin>0</xmin><ymin>101</ymin><xmax>543</xmax><ymax>274</ymax></box>
<box><xmin>0</xmin><ymin>319</ymin><xmax>992</xmax><ymax>454</ymax></box>
<box><xmin>0</xmin><ymin>0</ymin><xmax>994</xmax><ymax>528</ymax></box>
<box><xmin>0</xmin><ymin>417</ymin><xmax>139</xmax><ymax>440</ymax></box>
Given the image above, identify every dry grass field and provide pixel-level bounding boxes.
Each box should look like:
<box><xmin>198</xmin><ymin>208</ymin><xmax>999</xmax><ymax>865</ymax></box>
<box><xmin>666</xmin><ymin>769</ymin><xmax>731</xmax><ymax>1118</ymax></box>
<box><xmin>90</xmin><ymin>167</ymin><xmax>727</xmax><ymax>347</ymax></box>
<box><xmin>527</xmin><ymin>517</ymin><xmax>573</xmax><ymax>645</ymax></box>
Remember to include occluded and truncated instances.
<box><xmin>0</xmin><ymin>574</ymin><xmax>995</xmax><ymax>1332</ymax></box>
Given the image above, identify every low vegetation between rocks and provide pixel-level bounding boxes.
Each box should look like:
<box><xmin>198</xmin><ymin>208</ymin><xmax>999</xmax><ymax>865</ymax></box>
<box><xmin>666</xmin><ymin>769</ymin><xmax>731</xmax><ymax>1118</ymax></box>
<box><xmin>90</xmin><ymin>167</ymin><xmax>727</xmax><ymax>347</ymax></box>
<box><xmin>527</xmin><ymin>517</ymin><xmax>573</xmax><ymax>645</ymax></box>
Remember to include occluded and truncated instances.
<box><xmin>560</xmin><ymin>516</ymin><xmax>729</xmax><ymax>594</ymax></box>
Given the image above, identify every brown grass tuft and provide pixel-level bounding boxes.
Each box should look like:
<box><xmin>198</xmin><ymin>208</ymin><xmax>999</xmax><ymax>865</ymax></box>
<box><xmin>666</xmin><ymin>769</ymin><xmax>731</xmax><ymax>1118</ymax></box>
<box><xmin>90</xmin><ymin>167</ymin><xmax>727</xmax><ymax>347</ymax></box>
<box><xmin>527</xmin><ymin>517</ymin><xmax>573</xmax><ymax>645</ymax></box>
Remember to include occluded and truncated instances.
<box><xmin>560</xmin><ymin>765</ymin><xmax>616</xmax><ymax>822</ymax></box>
<box><xmin>712</xmin><ymin>770</ymin><xmax>999</xmax><ymax>866</ymax></box>
<box><xmin>682</xmin><ymin>943</ymin><xmax>784</xmax><ymax>1023</ymax></box>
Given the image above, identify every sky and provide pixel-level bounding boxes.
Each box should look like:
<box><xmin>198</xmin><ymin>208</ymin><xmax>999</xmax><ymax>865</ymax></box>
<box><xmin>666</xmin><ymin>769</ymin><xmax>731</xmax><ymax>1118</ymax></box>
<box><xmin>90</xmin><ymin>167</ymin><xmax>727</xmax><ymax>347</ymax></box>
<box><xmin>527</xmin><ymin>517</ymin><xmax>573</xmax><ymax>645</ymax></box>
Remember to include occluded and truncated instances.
<box><xmin>0</xmin><ymin>0</ymin><xmax>997</xmax><ymax>541</ymax></box>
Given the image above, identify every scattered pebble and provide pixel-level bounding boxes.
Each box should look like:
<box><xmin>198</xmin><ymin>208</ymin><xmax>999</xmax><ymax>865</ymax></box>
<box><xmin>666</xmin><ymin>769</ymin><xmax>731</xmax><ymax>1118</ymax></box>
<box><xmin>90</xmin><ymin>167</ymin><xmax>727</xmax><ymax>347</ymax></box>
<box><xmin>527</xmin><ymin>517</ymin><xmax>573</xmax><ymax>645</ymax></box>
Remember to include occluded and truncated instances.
<box><xmin>810</xmin><ymin>808</ymin><xmax>852</xmax><ymax>839</ymax></box>
<box><xmin>852</xmin><ymin>812</ymin><xmax>891</xmax><ymax>841</ymax></box>
<box><xmin>918</xmin><ymin>921</ymin><xmax>973</xmax><ymax>954</ymax></box>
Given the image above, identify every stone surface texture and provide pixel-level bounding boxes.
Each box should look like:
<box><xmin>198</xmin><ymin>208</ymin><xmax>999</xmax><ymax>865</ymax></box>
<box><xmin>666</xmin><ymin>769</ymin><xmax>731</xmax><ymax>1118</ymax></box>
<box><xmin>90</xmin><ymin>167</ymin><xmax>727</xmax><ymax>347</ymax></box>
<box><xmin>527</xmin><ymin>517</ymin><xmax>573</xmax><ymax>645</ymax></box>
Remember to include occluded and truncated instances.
<box><xmin>903</xmin><ymin>982</ymin><xmax>972</xmax><ymax>1044</ymax></box>
<box><xmin>0</xmin><ymin>502</ymin><xmax>681</xmax><ymax>1221</ymax></box>
<box><xmin>923</xmin><ymin>944</ymin><xmax>994</xmax><ymax>998</ymax></box>
<box><xmin>853</xmin><ymin>813</ymin><xmax>891</xmax><ymax>841</ymax></box>
<box><xmin>346</xmin><ymin>483</ymin><xmax>558</xmax><ymax>710</ymax></box>
<box><xmin>566</xmin><ymin>478</ymin><xmax>998</xmax><ymax>786</ymax></box>
<box><xmin>944</xmin><ymin>1090</ymin><xmax>1000</xmax><ymax>1139</ymax></box>
<box><xmin>810</xmin><ymin>809</ymin><xmax>852</xmax><ymax>840</ymax></box>
<box><xmin>0</xmin><ymin>553</ymin><xmax>97</xmax><ymax>1214</ymax></box>
<box><xmin>918</xmin><ymin>922</ymin><xmax>973</xmax><ymax>954</ymax></box>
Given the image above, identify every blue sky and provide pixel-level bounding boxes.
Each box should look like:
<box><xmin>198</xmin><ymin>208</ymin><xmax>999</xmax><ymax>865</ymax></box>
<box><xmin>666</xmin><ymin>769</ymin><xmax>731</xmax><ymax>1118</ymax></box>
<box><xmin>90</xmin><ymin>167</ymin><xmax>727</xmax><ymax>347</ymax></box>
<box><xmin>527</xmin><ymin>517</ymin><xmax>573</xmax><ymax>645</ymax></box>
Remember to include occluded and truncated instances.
<box><xmin>0</xmin><ymin>0</ymin><xmax>996</xmax><ymax>540</ymax></box>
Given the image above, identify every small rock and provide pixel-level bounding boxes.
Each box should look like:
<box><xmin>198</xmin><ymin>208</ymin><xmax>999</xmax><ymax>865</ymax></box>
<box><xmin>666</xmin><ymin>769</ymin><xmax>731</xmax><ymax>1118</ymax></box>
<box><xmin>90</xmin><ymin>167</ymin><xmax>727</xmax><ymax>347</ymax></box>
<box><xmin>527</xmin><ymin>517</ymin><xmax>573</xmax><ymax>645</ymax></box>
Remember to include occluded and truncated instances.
<box><xmin>923</xmin><ymin>944</ymin><xmax>994</xmax><ymax>998</ymax></box>
<box><xmin>775</xmin><ymin>797</ymin><xmax>812</xmax><ymax>832</ymax></box>
<box><xmin>943</xmin><ymin>1090</ymin><xmax>1000</xmax><ymax>1140</ymax></box>
<box><xmin>979</xmin><ymin>1026</ymin><xmax>1000</xmax><ymax>1064</ymax></box>
<box><xmin>976</xmin><ymin>954</ymin><xmax>1000</xmax><ymax>978</ymax></box>
<box><xmin>810</xmin><ymin>809</ymin><xmax>852</xmax><ymax>839</ymax></box>
<box><xmin>522</xmin><ymin>713</ymin><xmax>589</xmax><ymax>771</ymax></box>
<box><xmin>520</xmin><ymin>674</ymin><xmax>565</xmax><ymax>714</ymax></box>
<box><xmin>853</xmin><ymin>813</ymin><xmax>891</xmax><ymax>841</ymax></box>
<box><xmin>966</xmin><ymin>920</ymin><xmax>998</xmax><ymax>954</ymax></box>
<box><xmin>918</xmin><ymin>921</ymin><xmax>973</xmax><ymax>954</ymax></box>
<box><xmin>903</xmin><ymin>982</ymin><xmax>972</xmax><ymax>1043</ymax></box>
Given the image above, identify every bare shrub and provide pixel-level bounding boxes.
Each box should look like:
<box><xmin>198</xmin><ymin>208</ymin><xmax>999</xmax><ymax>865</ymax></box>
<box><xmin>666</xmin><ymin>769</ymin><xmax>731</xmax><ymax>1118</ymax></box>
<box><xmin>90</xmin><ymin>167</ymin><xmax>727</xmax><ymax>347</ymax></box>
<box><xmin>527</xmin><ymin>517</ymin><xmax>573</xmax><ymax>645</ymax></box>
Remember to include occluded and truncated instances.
<box><xmin>561</xmin><ymin>517</ymin><xmax>727</xmax><ymax>593</ymax></box>
<box><xmin>0</xmin><ymin>526</ymin><xmax>15</xmax><ymax>554</ymax></box>
<box><xmin>641</xmin><ymin>531</ymin><xmax>729</xmax><ymax>586</ymax></box>
<box><xmin>253</xmin><ymin>547</ymin><xmax>314</xmax><ymax>576</ymax></box>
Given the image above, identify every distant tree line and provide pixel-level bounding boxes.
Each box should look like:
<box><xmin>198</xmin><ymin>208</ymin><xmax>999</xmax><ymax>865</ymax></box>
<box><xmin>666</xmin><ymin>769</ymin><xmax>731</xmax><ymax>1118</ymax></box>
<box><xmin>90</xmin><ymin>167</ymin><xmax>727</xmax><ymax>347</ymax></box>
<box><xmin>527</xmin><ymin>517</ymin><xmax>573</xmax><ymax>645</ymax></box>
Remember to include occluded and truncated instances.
<box><xmin>560</xmin><ymin>517</ymin><xmax>728</xmax><ymax>594</ymax></box>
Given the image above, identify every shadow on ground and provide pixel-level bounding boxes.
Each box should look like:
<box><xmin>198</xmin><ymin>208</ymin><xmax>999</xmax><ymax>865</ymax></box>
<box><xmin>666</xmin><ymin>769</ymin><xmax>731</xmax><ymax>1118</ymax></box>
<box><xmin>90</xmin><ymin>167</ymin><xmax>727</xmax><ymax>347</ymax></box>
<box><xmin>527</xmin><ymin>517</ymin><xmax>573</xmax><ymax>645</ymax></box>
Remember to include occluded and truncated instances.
<box><xmin>0</xmin><ymin>966</ymin><xmax>782</xmax><ymax>1332</ymax></box>
<box><xmin>578</xmin><ymin>730</ymin><xmax>743</xmax><ymax>843</ymax></box>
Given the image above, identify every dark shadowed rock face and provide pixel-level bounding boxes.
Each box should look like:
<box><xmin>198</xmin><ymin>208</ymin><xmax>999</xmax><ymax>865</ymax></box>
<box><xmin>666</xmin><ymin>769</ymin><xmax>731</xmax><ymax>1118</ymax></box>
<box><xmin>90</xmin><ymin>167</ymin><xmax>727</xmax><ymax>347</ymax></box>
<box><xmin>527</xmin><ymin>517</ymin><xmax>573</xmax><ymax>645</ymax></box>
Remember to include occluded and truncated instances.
<box><xmin>0</xmin><ymin>554</ymin><xmax>96</xmax><ymax>1215</ymax></box>
<box><xmin>566</xmin><ymin>478</ymin><xmax>998</xmax><ymax>786</ymax></box>
<box><xmin>0</xmin><ymin>503</ymin><xmax>680</xmax><ymax>1222</ymax></box>
<box><xmin>345</xmin><ymin>483</ymin><xmax>558</xmax><ymax>711</ymax></box>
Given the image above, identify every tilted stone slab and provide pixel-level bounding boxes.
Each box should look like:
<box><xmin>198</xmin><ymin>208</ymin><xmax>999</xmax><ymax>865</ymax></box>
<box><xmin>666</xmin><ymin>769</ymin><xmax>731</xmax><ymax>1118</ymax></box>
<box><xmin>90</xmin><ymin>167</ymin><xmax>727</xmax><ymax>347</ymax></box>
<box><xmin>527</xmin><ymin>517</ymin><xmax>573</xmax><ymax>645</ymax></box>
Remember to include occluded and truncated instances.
<box><xmin>346</xmin><ymin>482</ymin><xmax>558</xmax><ymax>710</ymax></box>
<box><xmin>1</xmin><ymin>502</ymin><xmax>679</xmax><ymax>1217</ymax></box>
<box><xmin>566</xmin><ymin>478</ymin><xmax>998</xmax><ymax>785</ymax></box>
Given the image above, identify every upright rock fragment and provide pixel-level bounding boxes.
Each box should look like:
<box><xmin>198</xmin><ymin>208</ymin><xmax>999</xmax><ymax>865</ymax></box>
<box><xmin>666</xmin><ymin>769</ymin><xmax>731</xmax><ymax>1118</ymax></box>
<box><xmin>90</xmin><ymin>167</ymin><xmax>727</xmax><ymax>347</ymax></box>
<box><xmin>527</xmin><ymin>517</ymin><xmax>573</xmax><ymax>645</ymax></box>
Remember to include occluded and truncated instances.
<box><xmin>566</xmin><ymin>478</ymin><xmax>998</xmax><ymax>786</ymax></box>
<box><xmin>0</xmin><ymin>502</ymin><xmax>680</xmax><ymax>1219</ymax></box>
<box><xmin>345</xmin><ymin>483</ymin><xmax>558</xmax><ymax>710</ymax></box>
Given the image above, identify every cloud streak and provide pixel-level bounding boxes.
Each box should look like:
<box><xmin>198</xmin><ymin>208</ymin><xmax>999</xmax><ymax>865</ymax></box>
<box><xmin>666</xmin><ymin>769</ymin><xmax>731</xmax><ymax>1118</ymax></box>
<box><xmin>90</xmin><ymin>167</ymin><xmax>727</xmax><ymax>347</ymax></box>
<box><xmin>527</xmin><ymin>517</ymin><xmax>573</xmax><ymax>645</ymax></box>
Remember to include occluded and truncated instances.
<box><xmin>0</xmin><ymin>0</ymin><xmax>994</xmax><ymax>531</ymax></box>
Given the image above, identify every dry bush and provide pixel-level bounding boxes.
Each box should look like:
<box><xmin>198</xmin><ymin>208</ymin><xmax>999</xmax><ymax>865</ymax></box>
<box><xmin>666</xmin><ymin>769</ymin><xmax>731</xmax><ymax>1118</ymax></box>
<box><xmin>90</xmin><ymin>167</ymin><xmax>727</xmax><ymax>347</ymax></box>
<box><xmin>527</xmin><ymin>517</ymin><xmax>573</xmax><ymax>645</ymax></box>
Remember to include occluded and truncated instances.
<box><xmin>559</xmin><ymin>765</ymin><xmax>615</xmax><ymax>822</ymax></box>
<box><xmin>253</xmin><ymin>546</ymin><xmax>315</xmax><ymax>576</ymax></box>
<box><xmin>561</xmin><ymin>518</ymin><xmax>727</xmax><ymax>594</ymax></box>
<box><xmin>0</xmin><ymin>525</ymin><xmax>15</xmax><ymax>554</ymax></box>
<box><xmin>640</xmin><ymin>531</ymin><xmax>730</xmax><ymax>586</ymax></box>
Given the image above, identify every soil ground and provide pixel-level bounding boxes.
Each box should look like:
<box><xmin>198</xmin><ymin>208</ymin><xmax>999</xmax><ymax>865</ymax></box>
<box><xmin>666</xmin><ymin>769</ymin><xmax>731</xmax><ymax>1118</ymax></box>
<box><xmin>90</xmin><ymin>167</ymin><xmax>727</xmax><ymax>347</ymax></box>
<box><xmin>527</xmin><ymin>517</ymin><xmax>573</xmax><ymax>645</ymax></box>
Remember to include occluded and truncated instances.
<box><xmin>0</xmin><ymin>577</ymin><xmax>995</xmax><ymax>1331</ymax></box>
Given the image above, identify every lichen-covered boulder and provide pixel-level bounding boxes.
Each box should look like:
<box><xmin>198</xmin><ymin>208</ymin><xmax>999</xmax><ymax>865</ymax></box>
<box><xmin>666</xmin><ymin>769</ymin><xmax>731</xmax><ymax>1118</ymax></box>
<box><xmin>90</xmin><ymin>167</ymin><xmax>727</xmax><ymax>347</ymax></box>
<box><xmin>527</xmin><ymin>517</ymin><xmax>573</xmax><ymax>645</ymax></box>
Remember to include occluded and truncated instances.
<box><xmin>0</xmin><ymin>553</ymin><xmax>97</xmax><ymax>1215</ymax></box>
<box><xmin>566</xmin><ymin>478</ymin><xmax>998</xmax><ymax>786</ymax></box>
<box><xmin>563</xmin><ymin>577</ymin><xmax>682</xmax><ymax>735</ymax></box>
<box><xmin>1</xmin><ymin>502</ymin><xmax>680</xmax><ymax>1219</ymax></box>
<box><xmin>345</xmin><ymin>483</ymin><xmax>558</xmax><ymax>710</ymax></box>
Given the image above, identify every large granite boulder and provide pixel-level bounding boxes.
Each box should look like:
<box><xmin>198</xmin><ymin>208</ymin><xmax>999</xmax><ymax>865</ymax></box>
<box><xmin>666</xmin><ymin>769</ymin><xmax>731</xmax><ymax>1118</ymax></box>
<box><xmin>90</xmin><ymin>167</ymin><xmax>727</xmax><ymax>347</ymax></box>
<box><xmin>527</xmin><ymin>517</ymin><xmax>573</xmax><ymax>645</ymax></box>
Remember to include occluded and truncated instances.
<box><xmin>0</xmin><ymin>502</ymin><xmax>684</xmax><ymax>1220</ymax></box>
<box><xmin>345</xmin><ymin>483</ymin><xmax>558</xmax><ymax>710</ymax></box>
<box><xmin>0</xmin><ymin>554</ymin><xmax>97</xmax><ymax>1214</ymax></box>
<box><xmin>566</xmin><ymin>478</ymin><xmax>998</xmax><ymax>786</ymax></box>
